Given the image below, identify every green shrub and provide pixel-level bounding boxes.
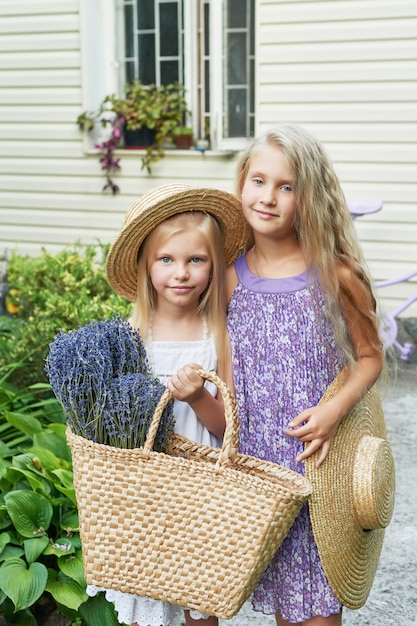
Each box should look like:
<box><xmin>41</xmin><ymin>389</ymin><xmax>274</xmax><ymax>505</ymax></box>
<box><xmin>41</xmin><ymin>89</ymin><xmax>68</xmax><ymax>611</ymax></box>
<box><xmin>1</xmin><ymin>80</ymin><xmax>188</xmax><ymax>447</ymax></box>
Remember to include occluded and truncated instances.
<box><xmin>0</xmin><ymin>370</ymin><xmax>123</xmax><ymax>625</ymax></box>
<box><xmin>0</xmin><ymin>243</ymin><xmax>131</xmax><ymax>388</ymax></box>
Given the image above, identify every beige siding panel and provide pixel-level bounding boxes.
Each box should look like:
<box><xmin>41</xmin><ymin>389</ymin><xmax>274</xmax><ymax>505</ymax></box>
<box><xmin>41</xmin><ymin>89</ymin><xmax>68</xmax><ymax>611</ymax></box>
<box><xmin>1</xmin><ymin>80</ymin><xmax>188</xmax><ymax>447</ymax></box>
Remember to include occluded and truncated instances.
<box><xmin>0</xmin><ymin>33</ymin><xmax>79</xmax><ymax>52</ymax></box>
<box><xmin>259</xmin><ymin>40</ymin><xmax>417</xmax><ymax>64</ymax></box>
<box><xmin>338</xmin><ymin>163</ymin><xmax>417</xmax><ymax>184</ymax></box>
<box><xmin>0</xmin><ymin>124</ymin><xmax>81</xmax><ymax>141</ymax></box>
<box><xmin>1</xmin><ymin>1</ymin><xmax>77</xmax><ymax>16</ymax></box>
<box><xmin>0</xmin><ymin>15</ymin><xmax>78</xmax><ymax>35</ymax></box>
<box><xmin>0</xmin><ymin>152</ymin><xmax>239</xmax><ymax>180</ymax></box>
<box><xmin>257</xmin><ymin>123</ymin><xmax>417</xmax><ymax>144</ymax></box>
<box><xmin>2</xmin><ymin>106</ymin><xmax>81</xmax><ymax>124</ymax></box>
<box><xmin>327</xmin><ymin>144</ymin><xmax>417</xmax><ymax>163</ymax></box>
<box><xmin>0</xmin><ymin>51</ymin><xmax>80</xmax><ymax>70</ymax></box>
<box><xmin>261</xmin><ymin>19</ymin><xmax>417</xmax><ymax>44</ymax></box>
<box><xmin>0</xmin><ymin>208</ymin><xmax>121</xmax><ymax>231</ymax></box>
<box><xmin>361</xmin><ymin>204</ymin><xmax>417</xmax><ymax>223</ymax></box>
<box><xmin>0</xmin><ymin>69</ymin><xmax>80</xmax><ymax>88</ymax></box>
<box><xmin>260</xmin><ymin>60</ymin><xmax>417</xmax><ymax>82</ymax></box>
<box><xmin>260</xmin><ymin>0</ymin><xmax>415</xmax><ymax>21</ymax></box>
<box><xmin>342</xmin><ymin>182</ymin><xmax>416</xmax><ymax>204</ymax></box>
<box><xmin>260</xmin><ymin>83</ymin><xmax>417</xmax><ymax>103</ymax></box>
<box><xmin>1</xmin><ymin>88</ymin><xmax>81</xmax><ymax>105</ymax></box>
<box><xmin>0</xmin><ymin>141</ymin><xmax>82</xmax><ymax>159</ymax></box>
<box><xmin>0</xmin><ymin>225</ymin><xmax>118</xmax><ymax>249</ymax></box>
<box><xmin>259</xmin><ymin>103</ymin><xmax>417</xmax><ymax>123</ymax></box>
<box><xmin>355</xmin><ymin>223</ymin><xmax>417</xmax><ymax>245</ymax></box>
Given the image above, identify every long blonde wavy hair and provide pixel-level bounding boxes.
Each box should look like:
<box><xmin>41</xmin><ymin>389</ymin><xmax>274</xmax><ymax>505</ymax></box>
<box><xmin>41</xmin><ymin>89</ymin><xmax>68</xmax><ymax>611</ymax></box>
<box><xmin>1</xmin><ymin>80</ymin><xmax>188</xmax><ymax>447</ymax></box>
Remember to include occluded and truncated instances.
<box><xmin>130</xmin><ymin>211</ymin><xmax>229</xmax><ymax>374</ymax></box>
<box><xmin>235</xmin><ymin>124</ymin><xmax>382</xmax><ymax>364</ymax></box>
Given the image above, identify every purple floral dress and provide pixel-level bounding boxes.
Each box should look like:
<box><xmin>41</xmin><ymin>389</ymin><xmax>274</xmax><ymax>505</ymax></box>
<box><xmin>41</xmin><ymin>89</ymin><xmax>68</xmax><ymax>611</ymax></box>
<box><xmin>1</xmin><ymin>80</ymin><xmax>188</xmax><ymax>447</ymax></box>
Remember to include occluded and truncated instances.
<box><xmin>227</xmin><ymin>254</ymin><xmax>345</xmax><ymax>623</ymax></box>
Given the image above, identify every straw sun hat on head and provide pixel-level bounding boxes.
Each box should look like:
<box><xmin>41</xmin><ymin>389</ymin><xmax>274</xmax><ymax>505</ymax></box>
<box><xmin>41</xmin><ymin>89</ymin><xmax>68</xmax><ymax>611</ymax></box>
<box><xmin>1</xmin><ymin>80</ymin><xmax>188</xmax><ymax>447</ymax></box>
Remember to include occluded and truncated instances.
<box><xmin>106</xmin><ymin>183</ymin><xmax>250</xmax><ymax>302</ymax></box>
<box><xmin>305</xmin><ymin>367</ymin><xmax>395</xmax><ymax>610</ymax></box>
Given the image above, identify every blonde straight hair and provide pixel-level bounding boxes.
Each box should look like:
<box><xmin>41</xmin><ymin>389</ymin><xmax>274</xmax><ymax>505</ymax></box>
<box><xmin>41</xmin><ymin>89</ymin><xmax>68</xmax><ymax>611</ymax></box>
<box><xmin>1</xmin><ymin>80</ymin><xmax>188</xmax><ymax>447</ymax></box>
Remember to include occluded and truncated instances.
<box><xmin>130</xmin><ymin>211</ymin><xmax>229</xmax><ymax>375</ymax></box>
<box><xmin>235</xmin><ymin>124</ymin><xmax>382</xmax><ymax>365</ymax></box>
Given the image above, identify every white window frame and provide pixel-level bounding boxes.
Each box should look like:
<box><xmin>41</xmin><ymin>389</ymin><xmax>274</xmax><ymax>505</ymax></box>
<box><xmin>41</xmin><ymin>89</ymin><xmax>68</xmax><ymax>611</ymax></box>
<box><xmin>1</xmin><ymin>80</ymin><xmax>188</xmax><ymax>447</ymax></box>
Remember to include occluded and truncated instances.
<box><xmin>79</xmin><ymin>0</ymin><xmax>252</xmax><ymax>152</ymax></box>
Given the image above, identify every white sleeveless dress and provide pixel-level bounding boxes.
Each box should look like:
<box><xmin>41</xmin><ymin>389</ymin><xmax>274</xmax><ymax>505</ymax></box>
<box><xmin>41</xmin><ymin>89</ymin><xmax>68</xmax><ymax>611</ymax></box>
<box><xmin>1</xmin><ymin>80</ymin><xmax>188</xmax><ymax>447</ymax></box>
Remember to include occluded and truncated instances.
<box><xmin>86</xmin><ymin>334</ymin><xmax>221</xmax><ymax>625</ymax></box>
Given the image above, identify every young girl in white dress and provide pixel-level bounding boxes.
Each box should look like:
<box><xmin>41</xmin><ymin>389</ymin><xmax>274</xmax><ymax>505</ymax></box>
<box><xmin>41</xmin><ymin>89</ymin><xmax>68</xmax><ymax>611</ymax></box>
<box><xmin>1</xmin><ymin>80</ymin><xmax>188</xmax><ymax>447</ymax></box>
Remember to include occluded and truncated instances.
<box><xmin>87</xmin><ymin>183</ymin><xmax>249</xmax><ymax>626</ymax></box>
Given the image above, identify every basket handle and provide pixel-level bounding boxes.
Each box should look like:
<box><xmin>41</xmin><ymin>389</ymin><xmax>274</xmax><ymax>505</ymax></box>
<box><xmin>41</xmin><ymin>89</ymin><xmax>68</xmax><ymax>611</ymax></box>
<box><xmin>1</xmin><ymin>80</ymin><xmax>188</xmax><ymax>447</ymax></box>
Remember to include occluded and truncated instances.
<box><xmin>143</xmin><ymin>369</ymin><xmax>240</xmax><ymax>467</ymax></box>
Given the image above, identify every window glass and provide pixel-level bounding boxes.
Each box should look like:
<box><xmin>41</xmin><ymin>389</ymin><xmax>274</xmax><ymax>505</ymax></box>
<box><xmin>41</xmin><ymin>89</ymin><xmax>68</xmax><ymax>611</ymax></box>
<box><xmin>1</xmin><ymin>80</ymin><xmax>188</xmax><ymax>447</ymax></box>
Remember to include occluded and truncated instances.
<box><xmin>227</xmin><ymin>32</ymin><xmax>246</xmax><ymax>84</ymax></box>
<box><xmin>124</xmin><ymin>4</ymin><xmax>134</xmax><ymax>57</ymax></box>
<box><xmin>137</xmin><ymin>0</ymin><xmax>155</xmax><ymax>29</ymax></box>
<box><xmin>227</xmin><ymin>0</ymin><xmax>246</xmax><ymax>28</ymax></box>
<box><xmin>161</xmin><ymin>61</ymin><xmax>179</xmax><ymax>84</ymax></box>
<box><xmin>121</xmin><ymin>0</ymin><xmax>255</xmax><ymax>144</ymax></box>
<box><xmin>228</xmin><ymin>88</ymin><xmax>247</xmax><ymax>137</ymax></box>
<box><xmin>160</xmin><ymin>3</ymin><xmax>179</xmax><ymax>56</ymax></box>
<box><xmin>138</xmin><ymin>34</ymin><xmax>156</xmax><ymax>83</ymax></box>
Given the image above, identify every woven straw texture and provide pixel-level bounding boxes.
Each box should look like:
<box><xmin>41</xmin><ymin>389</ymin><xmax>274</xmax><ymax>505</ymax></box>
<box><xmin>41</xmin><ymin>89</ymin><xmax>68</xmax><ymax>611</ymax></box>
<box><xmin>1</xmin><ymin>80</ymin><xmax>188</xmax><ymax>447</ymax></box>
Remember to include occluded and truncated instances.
<box><xmin>68</xmin><ymin>370</ymin><xmax>312</xmax><ymax>619</ymax></box>
<box><xmin>305</xmin><ymin>368</ymin><xmax>395</xmax><ymax>610</ymax></box>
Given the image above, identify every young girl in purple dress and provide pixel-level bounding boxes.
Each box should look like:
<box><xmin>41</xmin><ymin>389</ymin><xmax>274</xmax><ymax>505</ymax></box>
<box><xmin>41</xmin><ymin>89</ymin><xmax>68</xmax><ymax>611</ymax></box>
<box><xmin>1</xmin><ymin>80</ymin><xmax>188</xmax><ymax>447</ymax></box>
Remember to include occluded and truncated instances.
<box><xmin>226</xmin><ymin>124</ymin><xmax>384</xmax><ymax>625</ymax></box>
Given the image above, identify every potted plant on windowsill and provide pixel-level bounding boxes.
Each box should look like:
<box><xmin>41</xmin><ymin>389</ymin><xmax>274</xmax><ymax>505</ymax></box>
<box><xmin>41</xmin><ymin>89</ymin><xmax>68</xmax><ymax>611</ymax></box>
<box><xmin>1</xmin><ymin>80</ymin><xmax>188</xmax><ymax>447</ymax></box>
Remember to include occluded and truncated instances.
<box><xmin>77</xmin><ymin>80</ymin><xmax>190</xmax><ymax>193</ymax></box>
<box><xmin>173</xmin><ymin>126</ymin><xmax>194</xmax><ymax>149</ymax></box>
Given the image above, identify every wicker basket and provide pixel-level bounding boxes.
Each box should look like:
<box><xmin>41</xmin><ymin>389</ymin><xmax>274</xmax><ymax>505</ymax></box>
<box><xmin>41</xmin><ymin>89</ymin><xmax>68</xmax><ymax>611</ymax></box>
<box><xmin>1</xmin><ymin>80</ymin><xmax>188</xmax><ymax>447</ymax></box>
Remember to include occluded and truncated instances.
<box><xmin>68</xmin><ymin>370</ymin><xmax>312</xmax><ymax>619</ymax></box>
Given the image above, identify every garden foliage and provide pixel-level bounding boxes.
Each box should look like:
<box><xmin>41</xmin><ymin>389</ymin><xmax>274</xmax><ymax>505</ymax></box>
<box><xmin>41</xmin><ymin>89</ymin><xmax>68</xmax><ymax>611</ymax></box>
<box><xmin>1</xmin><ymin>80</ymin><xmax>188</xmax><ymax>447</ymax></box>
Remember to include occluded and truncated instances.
<box><xmin>0</xmin><ymin>242</ymin><xmax>134</xmax><ymax>624</ymax></box>
<box><xmin>0</xmin><ymin>243</ymin><xmax>131</xmax><ymax>388</ymax></box>
<box><xmin>0</xmin><ymin>371</ymin><xmax>122</xmax><ymax>624</ymax></box>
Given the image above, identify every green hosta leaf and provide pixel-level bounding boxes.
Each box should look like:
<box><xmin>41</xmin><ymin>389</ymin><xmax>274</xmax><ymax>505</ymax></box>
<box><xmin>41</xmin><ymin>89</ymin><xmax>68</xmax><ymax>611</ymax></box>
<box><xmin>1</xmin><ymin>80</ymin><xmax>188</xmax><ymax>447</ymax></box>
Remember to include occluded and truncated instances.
<box><xmin>33</xmin><ymin>431</ymin><xmax>72</xmax><ymax>462</ymax></box>
<box><xmin>6</xmin><ymin>466</ymin><xmax>51</xmax><ymax>494</ymax></box>
<box><xmin>58</xmin><ymin>550</ymin><xmax>85</xmax><ymax>585</ymax></box>
<box><xmin>0</xmin><ymin>501</ymin><xmax>11</xmax><ymax>530</ymax></box>
<box><xmin>5</xmin><ymin>410</ymin><xmax>43</xmax><ymax>437</ymax></box>
<box><xmin>0</xmin><ymin>544</ymin><xmax>25</xmax><ymax>561</ymax></box>
<box><xmin>0</xmin><ymin>441</ymin><xmax>11</xmax><ymax>457</ymax></box>
<box><xmin>4</xmin><ymin>490</ymin><xmax>53</xmax><ymax>537</ymax></box>
<box><xmin>24</xmin><ymin>536</ymin><xmax>50</xmax><ymax>564</ymax></box>
<box><xmin>52</xmin><ymin>468</ymin><xmax>75</xmax><ymax>489</ymax></box>
<box><xmin>79</xmin><ymin>591</ymin><xmax>121</xmax><ymax>626</ymax></box>
<box><xmin>46</xmin><ymin>568</ymin><xmax>88</xmax><ymax>611</ymax></box>
<box><xmin>51</xmin><ymin>468</ymin><xmax>76</xmax><ymax>504</ymax></box>
<box><xmin>0</xmin><ymin>557</ymin><xmax>48</xmax><ymax>611</ymax></box>
<box><xmin>29</xmin><ymin>446</ymin><xmax>69</xmax><ymax>473</ymax></box>
<box><xmin>61</xmin><ymin>511</ymin><xmax>79</xmax><ymax>533</ymax></box>
<box><xmin>0</xmin><ymin>531</ymin><xmax>11</xmax><ymax>553</ymax></box>
<box><xmin>47</xmin><ymin>423</ymin><xmax>68</xmax><ymax>438</ymax></box>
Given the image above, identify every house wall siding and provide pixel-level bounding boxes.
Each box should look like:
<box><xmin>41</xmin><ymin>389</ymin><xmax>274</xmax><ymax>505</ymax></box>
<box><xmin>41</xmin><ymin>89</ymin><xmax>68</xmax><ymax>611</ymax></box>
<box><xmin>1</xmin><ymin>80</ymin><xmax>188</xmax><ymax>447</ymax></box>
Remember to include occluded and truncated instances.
<box><xmin>0</xmin><ymin>0</ymin><xmax>416</xmax><ymax>314</ymax></box>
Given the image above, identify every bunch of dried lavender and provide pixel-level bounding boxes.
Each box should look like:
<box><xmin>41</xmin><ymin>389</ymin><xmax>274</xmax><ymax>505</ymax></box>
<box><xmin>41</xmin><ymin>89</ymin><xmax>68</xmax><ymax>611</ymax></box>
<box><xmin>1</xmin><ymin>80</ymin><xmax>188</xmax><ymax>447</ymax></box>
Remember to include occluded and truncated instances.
<box><xmin>45</xmin><ymin>316</ymin><xmax>174</xmax><ymax>451</ymax></box>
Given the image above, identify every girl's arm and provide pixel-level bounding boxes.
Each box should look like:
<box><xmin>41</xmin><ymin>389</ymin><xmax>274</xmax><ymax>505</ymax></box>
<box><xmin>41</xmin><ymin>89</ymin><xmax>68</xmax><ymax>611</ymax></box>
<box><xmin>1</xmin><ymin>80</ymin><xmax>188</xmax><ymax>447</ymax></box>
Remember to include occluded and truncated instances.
<box><xmin>285</xmin><ymin>264</ymin><xmax>384</xmax><ymax>467</ymax></box>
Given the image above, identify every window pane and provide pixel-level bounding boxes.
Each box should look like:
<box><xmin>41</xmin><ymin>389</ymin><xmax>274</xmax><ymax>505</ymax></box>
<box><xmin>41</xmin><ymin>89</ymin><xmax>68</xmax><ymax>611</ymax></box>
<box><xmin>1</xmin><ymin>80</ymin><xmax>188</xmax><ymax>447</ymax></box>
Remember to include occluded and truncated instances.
<box><xmin>126</xmin><ymin>61</ymin><xmax>136</xmax><ymax>84</ymax></box>
<box><xmin>124</xmin><ymin>5</ymin><xmax>134</xmax><ymax>58</ymax></box>
<box><xmin>250</xmin><ymin>0</ymin><xmax>255</xmax><ymax>55</ymax></box>
<box><xmin>160</xmin><ymin>3</ymin><xmax>179</xmax><ymax>56</ymax></box>
<box><xmin>228</xmin><ymin>88</ymin><xmax>247</xmax><ymax>137</ymax></box>
<box><xmin>137</xmin><ymin>0</ymin><xmax>155</xmax><ymax>29</ymax></box>
<box><xmin>204</xmin><ymin>59</ymin><xmax>210</xmax><ymax>112</ymax></box>
<box><xmin>161</xmin><ymin>60</ymin><xmax>179</xmax><ymax>84</ymax></box>
<box><xmin>250</xmin><ymin>58</ymin><xmax>254</xmax><ymax>112</ymax></box>
<box><xmin>138</xmin><ymin>33</ymin><xmax>156</xmax><ymax>83</ymax></box>
<box><xmin>227</xmin><ymin>0</ymin><xmax>246</xmax><ymax>28</ymax></box>
<box><xmin>228</xmin><ymin>33</ymin><xmax>246</xmax><ymax>84</ymax></box>
<box><xmin>204</xmin><ymin>2</ymin><xmax>210</xmax><ymax>56</ymax></box>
